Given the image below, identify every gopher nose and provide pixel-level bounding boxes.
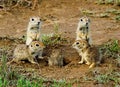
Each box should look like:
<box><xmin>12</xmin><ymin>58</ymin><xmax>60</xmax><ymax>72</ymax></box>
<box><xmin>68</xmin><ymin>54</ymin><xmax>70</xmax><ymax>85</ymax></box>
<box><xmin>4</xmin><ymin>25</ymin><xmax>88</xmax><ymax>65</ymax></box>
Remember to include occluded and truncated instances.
<box><xmin>38</xmin><ymin>22</ymin><xmax>40</xmax><ymax>25</ymax></box>
<box><xmin>86</xmin><ymin>22</ymin><xmax>88</xmax><ymax>25</ymax></box>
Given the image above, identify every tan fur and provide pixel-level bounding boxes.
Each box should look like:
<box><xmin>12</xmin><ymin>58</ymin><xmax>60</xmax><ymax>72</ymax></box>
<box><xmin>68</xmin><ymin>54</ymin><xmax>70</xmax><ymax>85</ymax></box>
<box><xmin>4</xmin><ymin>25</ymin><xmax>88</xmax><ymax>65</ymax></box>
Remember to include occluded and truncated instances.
<box><xmin>26</xmin><ymin>17</ymin><xmax>41</xmax><ymax>45</ymax></box>
<box><xmin>7</xmin><ymin>41</ymin><xmax>45</xmax><ymax>64</ymax></box>
<box><xmin>76</xmin><ymin>16</ymin><xmax>91</xmax><ymax>43</ymax></box>
<box><xmin>72</xmin><ymin>39</ymin><xmax>101</xmax><ymax>68</ymax></box>
<box><xmin>48</xmin><ymin>49</ymin><xmax>63</xmax><ymax>67</ymax></box>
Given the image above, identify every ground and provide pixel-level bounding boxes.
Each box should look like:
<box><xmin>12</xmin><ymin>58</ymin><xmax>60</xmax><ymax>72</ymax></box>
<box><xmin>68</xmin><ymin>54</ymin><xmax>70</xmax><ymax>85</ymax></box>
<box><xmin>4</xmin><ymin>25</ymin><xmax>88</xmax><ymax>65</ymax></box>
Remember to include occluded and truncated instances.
<box><xmin>0</xmin><ymin>0</ymin><xmax>120</xmax><ymax>87</ymax></box>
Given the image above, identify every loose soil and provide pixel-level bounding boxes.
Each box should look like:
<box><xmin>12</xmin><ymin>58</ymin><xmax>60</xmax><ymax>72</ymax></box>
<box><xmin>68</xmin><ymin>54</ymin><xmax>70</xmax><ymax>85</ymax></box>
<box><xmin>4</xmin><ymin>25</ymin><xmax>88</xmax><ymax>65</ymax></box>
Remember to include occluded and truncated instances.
<box><xmin>0</xmin><ymin>0</ymin><xmax>120</xmax><ymax>87</ymax></box>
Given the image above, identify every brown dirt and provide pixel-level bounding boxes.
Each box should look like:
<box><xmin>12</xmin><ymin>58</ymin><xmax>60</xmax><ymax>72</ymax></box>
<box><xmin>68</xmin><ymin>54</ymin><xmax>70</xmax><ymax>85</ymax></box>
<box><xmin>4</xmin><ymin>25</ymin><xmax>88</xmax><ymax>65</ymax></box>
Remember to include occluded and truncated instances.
<box><xmin>0</xmin><ymin>0</ymin><xmax>120</xmax><ymax>86</ymax></box>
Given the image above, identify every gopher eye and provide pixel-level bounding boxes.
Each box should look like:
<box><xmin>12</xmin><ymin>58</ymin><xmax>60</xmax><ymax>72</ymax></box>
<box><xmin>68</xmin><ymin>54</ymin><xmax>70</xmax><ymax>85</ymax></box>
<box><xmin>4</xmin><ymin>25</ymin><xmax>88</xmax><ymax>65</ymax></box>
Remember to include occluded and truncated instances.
<box><xmin>79</xmin><ymin>28</ymin><xmax>82</xmax><ymax>30</ymax></box>
<box><xmin>36</xmin><ymin>44</ymin><xmax>39</xmax><ymax>47</ymax></box>
<box><xmin>31</xmin><ymin>45</ymin><xmax>33</xmax><ymax>47</ymax></box>
<box><xmin>31</xmin><ymin>18</ymin><xmax>34</xmax><ymax>21</ymax></box>
<box><xmin>76</xmin><ymin>42</ymin><xmax>79</xmax><ymax>45</ymax></box>
<box><xmin>80</xmin><ymin>19</ymin><xmax>83</xmax><ymax>21</ymax></box>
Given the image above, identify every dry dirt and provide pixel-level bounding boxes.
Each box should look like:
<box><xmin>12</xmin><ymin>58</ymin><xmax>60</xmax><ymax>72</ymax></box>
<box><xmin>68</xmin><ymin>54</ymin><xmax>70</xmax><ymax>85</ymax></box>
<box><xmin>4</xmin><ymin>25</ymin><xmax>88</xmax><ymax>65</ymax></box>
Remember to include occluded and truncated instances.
<box><xmin>0</xmin><ymin>0</ymin><xmax>120</xmax><ymax>87</ymax></box>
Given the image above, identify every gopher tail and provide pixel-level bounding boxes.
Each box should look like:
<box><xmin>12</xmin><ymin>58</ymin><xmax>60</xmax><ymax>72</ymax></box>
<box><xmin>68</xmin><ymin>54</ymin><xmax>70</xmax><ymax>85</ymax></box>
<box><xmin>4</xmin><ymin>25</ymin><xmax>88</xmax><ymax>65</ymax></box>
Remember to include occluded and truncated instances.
<box><xmin>89</xmin><ymin>62</ymin><xmax>96</xmax><ymax>69</ymax></box>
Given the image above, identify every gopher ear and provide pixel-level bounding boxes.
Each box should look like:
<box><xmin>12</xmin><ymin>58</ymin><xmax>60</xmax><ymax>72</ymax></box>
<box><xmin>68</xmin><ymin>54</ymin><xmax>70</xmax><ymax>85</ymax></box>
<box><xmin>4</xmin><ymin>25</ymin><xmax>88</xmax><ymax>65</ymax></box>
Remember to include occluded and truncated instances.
<box><xmin>40</xmin><ymin>42</ymin><xmax>45</xmax><ymax>48</ymax></box>
<box><xmin>36</xmin><ymin>44</ymin><xmax>39</xmax><ymax>47</ymax></box>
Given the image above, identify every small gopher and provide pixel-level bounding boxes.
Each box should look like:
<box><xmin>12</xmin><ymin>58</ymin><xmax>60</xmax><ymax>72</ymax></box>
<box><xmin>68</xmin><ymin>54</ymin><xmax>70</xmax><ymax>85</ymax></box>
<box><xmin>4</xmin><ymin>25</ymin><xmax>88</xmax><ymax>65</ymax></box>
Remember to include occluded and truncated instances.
<box><xmin>48</xmin><ymin>49</ymin><xmax>64</xmax><ymax>67</ymax></box>
<box><xmin>72</xmin><ymin>39</ymin><xmax>101</xmax><ymax>68</ymax></box>
<box><xmin>7</xmin><ymin>41</ymin><xmax>45</xmax><ymax>64</ymax></box>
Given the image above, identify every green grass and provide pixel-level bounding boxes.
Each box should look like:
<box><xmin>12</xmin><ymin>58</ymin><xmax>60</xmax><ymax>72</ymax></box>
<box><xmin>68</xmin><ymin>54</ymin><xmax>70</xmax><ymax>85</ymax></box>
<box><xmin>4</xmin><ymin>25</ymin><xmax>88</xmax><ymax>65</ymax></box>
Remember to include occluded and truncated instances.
<box><xmin>100</xmin><ymin>39</ymin><xmax>120</xmax><ymax>68</ymax></box>
<box><xmin>96</xmin><ymin>0</ymin><xmax>114</xmax><ymax>5</ymax></box>
<box><xmin>0</xmin><ymin>51</ymin><xmax>71</xmax><ymax>87</ymax></box>
<box><xmin>0</xmin><ymin>51</ymin><xmax>19</xmax><ymax>87</ymax></box>
<box><xmin>107</xmin><ymin>40</ymin><xmax>120</xmax><ymax>53</ymax></box>
<box><xmin>0</xmin><ymin>0</ymin><xmax>42</xmax><ymax>11</ymax></box>
<box><xmin>96</xmin><ymin>0</ymin><xmax>120</xmax><ymax>6</ymax></box>
<box><xmin>81</xmin><ymin>9</ymin><xmax>95</xmax><ymax>16</ymax></box>
<box><xmin>99</xmin><ymin>13</ymin><xmax>109</xmax><ymax>18</ymax></box>
<box><xmin>115</xmin><ymin>15</ymin><xmax>120</xmax><ymax>21</ymax></box>
<box><xmin>100</xmin><ymin>39</ymin><xmax>120</xmax><ymax>58</ymax></box>
<box><xmin>92</xmin><ymin>3</ymin><xmax>120</xmax><ymax>20</ymax></box>
<box><xmin>95</xmin><ymin>72</ymin><xmax>120</xmax><ymax>86</ymax></box>
<box><xmin>42</xmin><ymin>23</ymin><xmax>67</xmax><ymax>46</ymax></box>
<box><xmin>41</xmin><ymin>33</ymin><xmax>62</xmax><ymax>46</ymax></box>
<box><xmin>17</xmin><ymin>77</ymin><xmax>44</xmax><ymax>87</ymax></box>
<box><xmin>106</xmin><ymin>9</ymin><xmax>120</xmax><ymax>15</ymax></box>
<box><xmin>105</xmin><ymin>8</ymin><xmax>120</xmax><ymax>21</ymax></box>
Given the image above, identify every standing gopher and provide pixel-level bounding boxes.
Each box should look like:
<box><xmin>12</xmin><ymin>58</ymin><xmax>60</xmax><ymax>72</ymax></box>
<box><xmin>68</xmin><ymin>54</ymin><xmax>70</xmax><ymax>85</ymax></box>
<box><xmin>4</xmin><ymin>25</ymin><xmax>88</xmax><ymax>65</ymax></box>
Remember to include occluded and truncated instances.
<box><xmin>76</xmin><ymin>16</ymin><xmax>91</xmax><ymax>44</ymax></box>
<box><xmin>26</xmin><ymin>17</ymin><xmax>41</xmax><ymax>46</ymax></box>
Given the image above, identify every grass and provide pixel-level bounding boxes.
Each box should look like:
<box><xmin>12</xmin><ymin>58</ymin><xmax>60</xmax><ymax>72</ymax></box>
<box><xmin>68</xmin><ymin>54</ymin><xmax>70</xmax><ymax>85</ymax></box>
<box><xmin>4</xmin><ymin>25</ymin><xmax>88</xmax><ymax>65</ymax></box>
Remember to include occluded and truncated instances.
<box><xmin>0</xmin><ymin>50</ymin><xmax>72</xmax><ymax>86</ymax></box>
<box><xmin>106</xmin><ymin>40</ymin><xmax>120</xmax><ymax>53</ymax></box>
<box><xmin>42</xmin><ymin>23</ymin><xmax>67</xmax><ymax>46</ymax></box>
<box><xmin>99</xmin><ymin>13</ymin><xmax>109</xmax><ymax>18</ymax></box>
<box><xmin>80</xmin><ymin>65</ymin><xmax>120</xmax><ymax>87</ymax></box>
<box><xmin>96</xmin><ymin>0</ymin><xmax>112</xmax><ymax>4</ymax></box>
<box><xmin>17</xmin><ymin>77</ymin><xmax>44</xmax><ymax>87</ymax></box>
<box><xmin>100</xmin><ymin>39</ymin><xmax>120</xmax><ymax>58</ymax></box>
<box><xmin>96</xmin><ymin>0</ymin><xmax>120</xmax><ymax>6</ymax></box>
<box><xmin>41</xmin><ymin>33</ymin><xmax>62</xmax><ymax>46</ymax></box>
<box><xmin>115</xmin><ymin>15</ymin><xmax>120</xmax><ymax>21</ymax></box>
<box><xmin>0</xmin><ymin>50</ymin><xmax>19</xmax><ymax>87</ymax></box>
<box><xmin>100</xmin><ymin>39</ymin><xmax>120</xmax><ymax>68</ymax></box>
<box><xmin>95</xmin><ymin>71</ymin><xmax>120</xmax><ymax>86</ymax></box>
<box><xmin>0</xmin><ymin>0</ymin><xmax>42</xmax><ymax>10</ymax></box>
<box><xmin>81</xmin><ymin>9</ymin><xmax>95</xmax><ymax>16</ymax></box>
<box><xmin>105</xmin><ymin>8</ymin><xmax>120</xmax><ymax>21</ymax></box>
<box><xmin>106</xmin><ymin>9</ymin><xmax>120</xmax><ymax>15</ymax></box>
<box><xmin>97</xmin><ymin>0</ymin><xmax>120</xmax><ymax>21</ymax></box>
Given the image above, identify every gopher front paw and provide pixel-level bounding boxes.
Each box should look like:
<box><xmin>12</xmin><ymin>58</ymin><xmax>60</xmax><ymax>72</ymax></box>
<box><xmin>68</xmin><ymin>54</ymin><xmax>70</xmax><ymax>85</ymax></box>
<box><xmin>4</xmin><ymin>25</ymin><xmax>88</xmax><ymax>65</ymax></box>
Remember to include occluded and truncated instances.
<box><xmin>86</xmin><ymin>62</ymin><xmax>91</xmax><ymax>65</ymax></box>
<box><xmin>78</xmin><ymin>61</ymin><xmax>84</xmax><ymax>64</ymax></box>
<box><xmin>38</xmin><ymin>56</ymin><xmax>44</xmax><ymax>59</ymax></box>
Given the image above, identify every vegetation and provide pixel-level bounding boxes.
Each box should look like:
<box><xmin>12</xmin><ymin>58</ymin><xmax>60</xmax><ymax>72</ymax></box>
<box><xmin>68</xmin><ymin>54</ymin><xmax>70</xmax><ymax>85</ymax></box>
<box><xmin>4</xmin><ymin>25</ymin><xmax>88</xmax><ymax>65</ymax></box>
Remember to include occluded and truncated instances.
<box><xmin>99</xmin><ymin>13</ymin><xmax>109</xmax><ymax>18</ymax></box>
<box><xmin>95</xmin><ymin>0</ymin><xmax>120</xmax><ymax>21</ymax></box>
<box><xmin>115</xmin><ymin>15</ymin><xmax>120</xmax><ymax>21</ymax></box>
<box><xmin>42</xmin><ymin>23</ymin><xmax>67</xmax><ymax>46</ymax></box>
<box><xmin>0</xmin><ymin>0</ymin><xmax>42</xmax><ymax>10</ymax></box>
<box><xmin>0</xmin><ymin>48</ymin><xmax>71</xmax><ymax>87</ymax></box>
<box><xmin>95</xmin><ymin>72</ymin><xmax>120</xmax><ymax>86</ymax></box>
<box><xmin>96</xmin><ymin>0</ymin><xmax>120</xmax><ymax>6</ymax></box>
<box><xmin>101</xmin><ymin>39</ymin><xmax>120</xmax><ymax>58</ymax></box>
<box><xmin>0</xmin><ymin>0</ymin><xmax>120</xmax><ymax>87</ymax></box>
<box><xmin>100</xmin><ymin>39</ymin><xmax>120</xmax><ymax>67</ymax></box>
